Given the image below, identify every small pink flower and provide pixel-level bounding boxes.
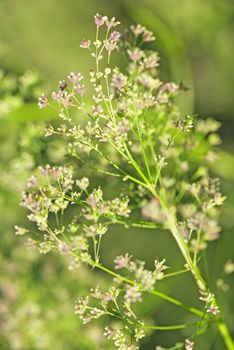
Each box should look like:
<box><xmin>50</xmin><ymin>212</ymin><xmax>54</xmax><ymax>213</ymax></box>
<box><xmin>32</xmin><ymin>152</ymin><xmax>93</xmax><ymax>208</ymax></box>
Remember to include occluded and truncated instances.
<box><xmin>104</xmin><ymin>326</ymin><xmax>115</xmax><ymax>339</ymax></box>
<box><xmin>92</xmin><ymin>105</ymin><xmax>103</xmax><ymax>116</ymax></box>
<box><xmin>64</xmin><ymin>94</ymin><xmax>73</xmax><ymax>108</ymax></box>
<box><xmin>39</xmin><ymin>164</ymin><xmax>50</xmax><ymax>176</ymax></box>
<box><xmin>94</xmin><ymin>13</ymin><xmax>107</xmax><ymax>27</ymax></box>
<box><xmin>27</xmin><ymin>176</ymin><xmax>38</xmax><ymax>188</ymax></box>
<box><xmin>80</xmin><ymin>39</ymin><xmax>91</xmax><ymax>49</ymax></box>
<box><xmin>67</xmin><ymin>72</ymin><xmax>83</xmax><ymax>83</ymax></box>
<box><xmin>114</xmin><ymin>254</ymin><xmax>131</xmax><ymax>269</ymax></box>
<box><xmin>185</xmin><ymin>339</ymin><xmax>194</xmax><ymax>350</ymax></box>
<box><xmin>110</xmin><ymin>31</ymin><xmax>121</xmax><ymax>42</ymax></box>
<box><xmin>75</xmin><ymin>84</ymin><xmax>86</xmax><ymax>96</ymax></box>
<box><xmin>59</xmin><ymin>80</ymin><xmax>67</xmax><ymax>91</ymax></box>
<box><xmin>112</xmin><ymin>73</ymin><xmax>127</xmax><ymax>90</ymax></box>
<box><xmin>104</xmin><ymin>40</ymin><xmax>117</xmax><ymax>52</ymax></box>
<box><xmin>127</xmin><ymin>48</ymin><xmax>143</xmax><ymax>61</ymax></box>
<box><xmin>51</xmin><ymin>91</ymin><xmax>61</xmax><ymax>101</ymax></box>
<box><xmin>51</xmin><ymin>167</ymin><xmax>62</xmax><ymax>180</ymax></box>
<box><xmin>59</xmin><ymin>242</ymin><xmax>70</xmax><ymax>255</ymax></box>
<box><xmin>106</xmin><ymin>17</ymin><xmax>120</xmax><ymax>29</ymax></box>
<box><xmin>207</xmin><ymin>304</ymin><xmax>220</xmax><ymax>315</ymax></box>
<box><xmin>142</xmin><ymin>30</ymin><xmax>155</xmax><ymax>42</ymax></box>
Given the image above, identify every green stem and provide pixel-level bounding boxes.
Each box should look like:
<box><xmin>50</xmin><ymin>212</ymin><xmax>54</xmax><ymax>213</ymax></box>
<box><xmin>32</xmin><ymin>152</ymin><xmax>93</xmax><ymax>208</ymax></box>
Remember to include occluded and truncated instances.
<box><xmin>163</xmin><ymin>268</ymin><xmax>189</xmax><ymax>279</ymax></box>
<box><xmin>165</xmin><ymin>215</ymin><xmax>234</xmax><ymax>349</ymax></box>
<box><xmin>143</xmin><ymin>322</ymin><xmax>197</xmax><ymax>331</ymax></box>
<box><xmin>217</xmin><ymin>320</ymin><xmax>234</xmax><ymax>350</ymax></box>
<box><xmin>167</xmin><ymin>218</ymin><xmax>206</xmax><ymax>291</ymax></box>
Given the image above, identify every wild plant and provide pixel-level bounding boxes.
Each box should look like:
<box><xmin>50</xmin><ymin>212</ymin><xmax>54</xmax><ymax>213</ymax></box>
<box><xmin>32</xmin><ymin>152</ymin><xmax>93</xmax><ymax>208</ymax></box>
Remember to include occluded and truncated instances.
<box><xmin>18</xmin><ymin>14</ymin><xmax>234</xmax><ymax>350</ymax></box>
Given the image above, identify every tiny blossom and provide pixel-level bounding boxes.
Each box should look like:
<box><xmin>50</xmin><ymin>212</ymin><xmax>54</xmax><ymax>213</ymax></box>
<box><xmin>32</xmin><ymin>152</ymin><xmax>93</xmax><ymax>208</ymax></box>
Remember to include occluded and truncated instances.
<box><xmin>59</xmin><ymin>80</ymin><xmax>67</xmax><ymax>91</ymax></box>
<box><xmin>114</xmin><ymin>253</ymin><xmax>131</xmax><ymax>269</ymax></box>
<box><xmin>109</xmin><ymin>196</ymin><xmax>131</xmax><ymax>217</ymax></box>
<box><xmin>144</xmin><ymin>52</ymin><xmax>160</xmax><ymax>69</ymax></box>
<box><xmin>27</xmin><ymin>175</ymin><xmax>38</xmax><ymax>188</ymax></box>
<box><xmin>92</xmin><ymin>104</ymin><xmax>104</xmax><ymax>116</ymax></box>
<box><xmin>142</xmin><ymin>29</ymin><xmax>155</xmax><ymax>42</ymax></box>
<box><xmin>104</xmin><ymin>40</ymin><xmax>117</xmax><ymax>52</ymax></box>
<box><xmin>83</xmin><ymin>223</ymin><xmax>107</xmax><ymax>238</ymax></box>
<box><xmin>51</xmin><ymin>91</ymin><xmax>61</xmax><ymax>101</ymax></box>
<box><xmin>75</xmin><ymin>84</ymin><xmax>86</xmax><ymax>96</ymax></box>
<box><xmin>38</xmin><ymin>93</ymin><xmax>48</xmax><ymax>108</ymax></box>
<box><xmin>142</xmin><ymin>198</ymin><xmax>167</xmax><ymax>224</ymax></box>
<box><xmin>138</xmin><ymin>74</ymin><xmax>160</xmax><ymax>89</ymax></box>
<box><xmin>39</xmin><ymin>164</ymin><xmax>50</xmax><ymax>176</ymax></box>
<box><xmin>155</xmin><ymin>155</ymin><xmax>168</xmax><ymax>168</ymax></box>
<box><xmin>110</xmin><ymin>31</ymin><xmax>121</xmax><ymax>42</ymax></box>
<box><xmin>94</xmin><ymin>13</ymin><xmax>107</xmax><ymax>27</ymax></box>
<box><xmin>104</xmin><ymin>326</ymin><xmax>115</xmax><ymax>339</ymax></box>
<box><xmin>127</xmin><ymin>48</ymin><xmax>144</xmax><ymax>61</ymax></box>
<box><xmin>57</xmin><ymin>242</ymin><xmax>70</xmax><ymax>255</ymax></box>
<box><xmin>106</xmin><ymin>17</ymin><xmax>120</xmax><ymax>29</ymax></box>
<box><xmin>200</xmin><ymin>291</ymin><xmax>215</xmax><ymax>303</ymax></box>
<box><xmin>90</xmin><ymin>286</ymin><xmax>102</xmax><ymax>299</ymax></box>
<box><xmin>130</xmin><ymin>24</ymin><xmax>145</xmax><ymax>37</ymax></box>
<box><xmin>112</xmin><ymin>72</ymin><xmax>127</xmax><ymax>90</ymax></box>
<box><xmin>207</xmin><ymin>304</ymin><xmax>220</xmax><ymax>315</ymax></box>
<box><xmin>130</xmin><ymin>24</ymin><xmax>155</xmax><ymax>42</ymax></box>
<box><xmin>67</xmin><ymin>71</ymin><xmax>76</xmax><ymax>82</ymax></box>
<box><xmin>117</xmin><ymin>119</ymin><xmax>130</xmax><ymax>136</ymax></box>
<box><xmin>134</xmin><ymin>328</ymin><xmax>145</xmax><ymax>342</ymax></box>
<box><xmin>185</xmin><ymin>339</ymin><xmax>194</xmax><ymax>350</ymax></box>
<box><xmin>63</xmin><ymin>93</ymin><xmax>73</xmax><ymax>108</ymax></box>
<box><xmin>15</xmin><ymin>225</ymin><xmax>28</xmax><ymax>236</ymax></box>
<box><xmin>80</xmin><ymin>38</ymin><xmax>91</xmax><ymax>49</ymax></box>
<box><xmin>76</xmin><ymin>177</ymin><xmax>89</xmax><ymax>190</ymax></box>
<box><xmin>124</xmin><ymin>284</ymin><xmax>142</xmax><ymax>304</ymax></box>
<box><xmin>177</xmin><ymin>115</ymin><xmax>194</xmax><ymax>132</ymax></box>
<box><xmin>153</xmin><ymin>259</ymin><xmax>168</xmax><ymax>280</ymax></box>
<box><xmin>75</xmin><ymin>296</ymin><xmax>89</xmax><ymax>315</ymax></box>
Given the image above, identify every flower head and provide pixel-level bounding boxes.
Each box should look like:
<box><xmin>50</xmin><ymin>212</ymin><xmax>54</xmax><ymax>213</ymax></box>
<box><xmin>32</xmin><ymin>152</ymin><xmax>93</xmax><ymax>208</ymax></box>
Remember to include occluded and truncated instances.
<box><xmin>185</xmin><ymin>339</ymin><xmax>194</xmax><ymax>350</ymax></box>
<box><xmin>80</xmin><ymin>39</ymin><xmax>91</xmax><ymax>49</ymax></box>
<box><xmin>38</xmin><ymin>93</ymin><xmax>48</xmax><ymax>108</ymax></box>
<box><xmin>94</xmin><ymin>13</ymin><xmax>107</xmax><ymax>27</ymax></box>
<box><xmin>110</xmin><ymin>31</ymin><xmax>121</xmax><ymax>42</ymax></box>
<box><xmin>106</xmin><ymin>17</ymin><xmax>120</xmax><ymax>29</ymax></box>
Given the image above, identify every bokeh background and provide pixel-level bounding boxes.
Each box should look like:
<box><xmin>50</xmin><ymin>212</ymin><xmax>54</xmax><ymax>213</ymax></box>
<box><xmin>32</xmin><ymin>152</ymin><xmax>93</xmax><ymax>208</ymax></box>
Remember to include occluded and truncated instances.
<box><xmin>0</xmin><ymin>1</ymin><xmax>234</xmax><ymax>349</ymax></box>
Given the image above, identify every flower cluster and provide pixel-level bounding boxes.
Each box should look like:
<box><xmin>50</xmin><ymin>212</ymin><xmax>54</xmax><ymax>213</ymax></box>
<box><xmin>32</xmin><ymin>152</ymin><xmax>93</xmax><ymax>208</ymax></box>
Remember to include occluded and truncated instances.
<box><xmin>21</xmin><ymin>165</ymin><xmax>73</xmax><ymax>232</ymax></box>
<box><xmin>114</xmin><ymin>254</ymin><xmax>168</xmax><ymax>303</ymax></box>
<box><xmin>17</xmin><ymin>13</ymin><xmax>231</xmax><ymax>350</ymax></box>
<box><xmin>18</xmin><ymin>163</ymin><xmax>132</xmax><ymax>263</ymax></box>
<box><xmin>75</xmin><ymin>285</ymin><xmax>145</xmax><ymax>350</ymax></box>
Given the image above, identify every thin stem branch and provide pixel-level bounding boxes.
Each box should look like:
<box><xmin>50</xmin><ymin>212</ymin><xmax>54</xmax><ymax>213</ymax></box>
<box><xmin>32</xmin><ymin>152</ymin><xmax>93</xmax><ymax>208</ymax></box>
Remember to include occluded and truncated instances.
<box><xmin>93</xmin><ymin>261</ymin><xmax>203</xmax><ymax>317</ymax></box>
<box><xmin>143</xmin><ymin>322</ymin><xmax>198</xmax><ymax>331</ymax></box>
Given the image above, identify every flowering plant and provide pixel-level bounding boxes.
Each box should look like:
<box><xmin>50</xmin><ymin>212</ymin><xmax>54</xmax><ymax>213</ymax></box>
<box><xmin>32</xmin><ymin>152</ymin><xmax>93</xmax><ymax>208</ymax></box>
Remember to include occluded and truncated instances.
<box><xmin>18</xmin><ymin>14</ymin><xmax>234</xmax><ymax>350</ymax></box>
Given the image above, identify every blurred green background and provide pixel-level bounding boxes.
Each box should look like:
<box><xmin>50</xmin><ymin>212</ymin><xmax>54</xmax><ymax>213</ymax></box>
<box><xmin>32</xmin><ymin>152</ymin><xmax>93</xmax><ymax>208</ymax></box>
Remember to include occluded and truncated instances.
<box><xmin>0</xmin><ymin>0</ymin><xmax>234</xmax><ymax>349</ymax></box>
